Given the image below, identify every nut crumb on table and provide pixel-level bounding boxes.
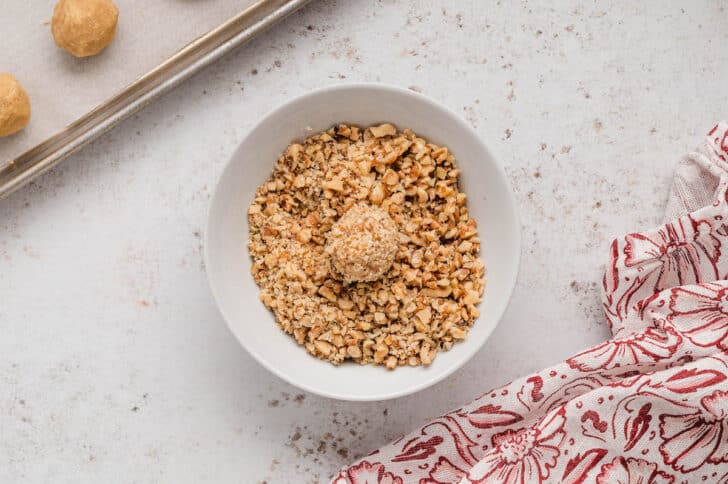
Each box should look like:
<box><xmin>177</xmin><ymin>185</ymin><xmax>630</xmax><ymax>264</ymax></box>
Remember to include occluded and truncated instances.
<box><xmin>247</xmin><ymin>123</ymin><xmax>485</xmax><ymax>368</ymax></box>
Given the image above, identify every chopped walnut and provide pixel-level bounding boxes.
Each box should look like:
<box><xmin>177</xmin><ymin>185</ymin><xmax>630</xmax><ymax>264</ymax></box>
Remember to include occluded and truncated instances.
<box><xmin>247</xmin><ymin>124</ymin><xmax>485</xmax><ymax>369</ymax></box>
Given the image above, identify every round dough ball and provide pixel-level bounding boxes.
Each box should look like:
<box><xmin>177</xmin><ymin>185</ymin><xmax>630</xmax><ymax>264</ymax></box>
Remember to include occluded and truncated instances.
<box><xmin>52</xmin><ymin>0</ymin><xmax>119</xmax><ymax>57</ymax></box>
<box><xmin>325</xmin><ymin>204</ymin><xmax>399</xmax><ymax>283</ymax></box>
<box><xmin>0</xmin><ymin>74</ymin><xmax>31</xmax><ymax>137</ymax></box>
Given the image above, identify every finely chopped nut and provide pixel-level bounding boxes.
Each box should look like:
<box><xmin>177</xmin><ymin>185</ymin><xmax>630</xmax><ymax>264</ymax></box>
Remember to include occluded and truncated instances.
<box><xmin>247</xmin><ymin>123</ymin><xmax>485</xmax><ymax>368</ymax></box>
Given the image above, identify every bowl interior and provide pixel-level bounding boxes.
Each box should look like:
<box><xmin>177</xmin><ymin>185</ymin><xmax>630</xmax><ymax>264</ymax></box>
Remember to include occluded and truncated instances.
<box><xmin>206</xmin><ymin>84</ymin><xmax>520</xmax><ymax>401</ymax></box>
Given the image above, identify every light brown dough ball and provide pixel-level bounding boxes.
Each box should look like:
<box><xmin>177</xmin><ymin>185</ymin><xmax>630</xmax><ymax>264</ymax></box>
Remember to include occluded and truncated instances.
<box><xmin>0</xmin><ymin>74</ymin><xmax>31</xmax><ymax>137</ymax></box>
<box><xmin>52</xmin><ymin>0</ymin><xmax>119</xmax><ymax>57</ymax></box>
<box><xmin>325</xmin><ymin>204</ymin><xmax>399</xmax><ymax>283</ymax></box>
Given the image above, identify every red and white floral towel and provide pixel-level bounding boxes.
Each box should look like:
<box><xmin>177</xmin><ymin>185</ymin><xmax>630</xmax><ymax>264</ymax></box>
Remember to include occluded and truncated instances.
<box><xmin>334</xmin><ymin>122</ymin><xmax>728</xmax><ymax>484</ymax></box>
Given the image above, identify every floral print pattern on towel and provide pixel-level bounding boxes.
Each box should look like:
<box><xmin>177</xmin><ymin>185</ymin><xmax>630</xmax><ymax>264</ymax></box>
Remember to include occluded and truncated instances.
<box><xmin>334</xmin><ymin>123</ymin><xmax>728</xmax><ymax>483</ymax></box>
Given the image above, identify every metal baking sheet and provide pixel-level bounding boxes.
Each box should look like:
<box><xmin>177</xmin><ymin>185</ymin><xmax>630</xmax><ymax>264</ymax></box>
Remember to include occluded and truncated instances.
<box><xmin>0</xmin><ymin>0</ymin><xmax>311</xmax><ymax>198</ymax></box>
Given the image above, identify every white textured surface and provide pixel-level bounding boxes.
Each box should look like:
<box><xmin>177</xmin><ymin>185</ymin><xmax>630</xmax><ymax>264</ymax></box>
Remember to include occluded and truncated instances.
<box><xmin>1</xmin><ymin>1</ymin><xmax>726</xmax><ymax>482</ymax></box>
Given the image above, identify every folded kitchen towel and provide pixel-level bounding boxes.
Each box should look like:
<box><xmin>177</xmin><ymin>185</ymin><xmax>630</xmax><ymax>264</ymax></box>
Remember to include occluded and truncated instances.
<box><xmin>334</xmin><ymin>122</ymin><xmax>728</xmax><ymax>484</ymax></box>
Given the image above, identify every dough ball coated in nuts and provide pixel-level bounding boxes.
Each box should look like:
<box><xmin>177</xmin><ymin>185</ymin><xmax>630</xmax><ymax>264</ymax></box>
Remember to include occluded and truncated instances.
<box><xmin>0</xmin><ymin>74</ymin><xmax>31</xmax><ymax>137</ymax></box>
<box><xmin>326</xmin><ymin>204</ymin><xmax>399</xmax><ymax>283</ymax></box>
<box><xmin>52</xmin><ymin>0</ymin><xmax>119</xmax><ymax>58</ymax></box>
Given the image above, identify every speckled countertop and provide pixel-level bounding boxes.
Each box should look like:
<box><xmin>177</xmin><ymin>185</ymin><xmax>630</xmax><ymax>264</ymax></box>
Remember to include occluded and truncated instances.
<box><xmin>2</xmin><ymin>1</ymin><xmax>726</xmax><ymax>482</ymax></box>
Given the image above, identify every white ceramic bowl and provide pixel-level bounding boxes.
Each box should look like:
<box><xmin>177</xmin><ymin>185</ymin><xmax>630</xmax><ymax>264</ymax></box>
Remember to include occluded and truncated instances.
<box><xmin>205</xmin><ymin>84</ymin><xmax>520</xmax><ymax>401</ymax></box>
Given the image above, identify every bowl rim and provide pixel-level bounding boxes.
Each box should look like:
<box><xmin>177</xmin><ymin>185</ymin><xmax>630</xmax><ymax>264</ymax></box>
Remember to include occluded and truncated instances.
<box><xmin>204</xmin><ymin>82</ymin><xmax>521</xmax><ymax>401</ymax></box>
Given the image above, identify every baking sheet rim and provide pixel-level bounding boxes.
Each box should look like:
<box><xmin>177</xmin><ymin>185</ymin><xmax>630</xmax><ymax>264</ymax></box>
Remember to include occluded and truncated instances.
<box><xmin>0</xmin><ymin>0</ymin><xmax>311</xmax><ymax>199</ymax></box>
